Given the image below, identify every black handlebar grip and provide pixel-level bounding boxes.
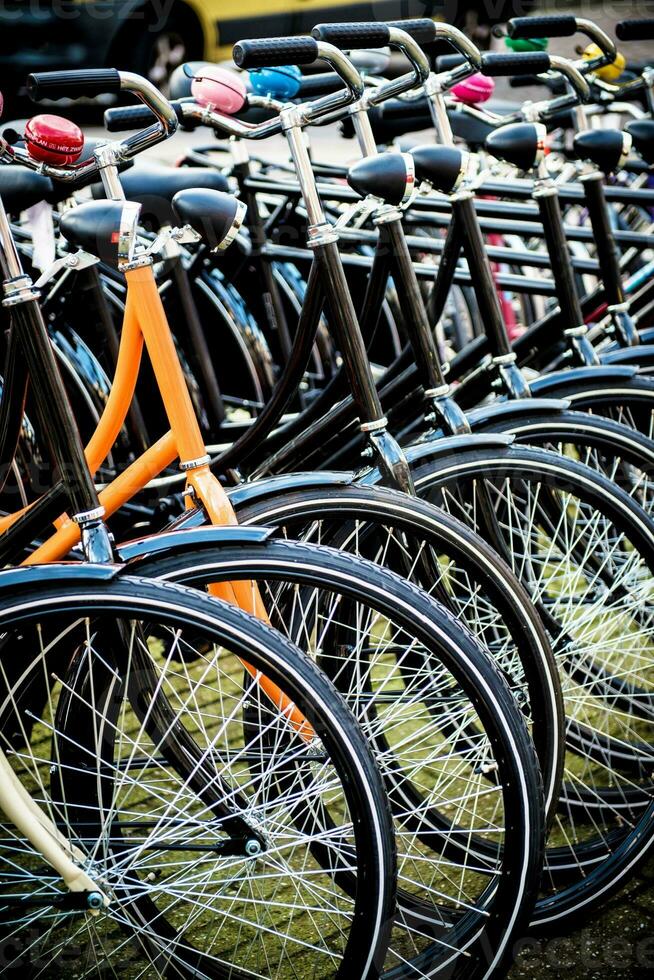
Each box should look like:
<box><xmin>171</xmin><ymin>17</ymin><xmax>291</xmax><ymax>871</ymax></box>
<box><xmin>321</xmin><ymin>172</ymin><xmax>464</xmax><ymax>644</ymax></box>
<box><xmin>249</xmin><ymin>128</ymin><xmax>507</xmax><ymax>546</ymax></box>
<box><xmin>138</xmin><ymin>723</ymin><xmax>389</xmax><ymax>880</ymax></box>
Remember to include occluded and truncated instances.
<box><xmin>435</xmin><ymin>54</ymin><xmax>466</xmax><ymax>72</ymax></box>
<box><xmin>27</xmin><ymin>68</ymin><xmax>121</xmax><ymax>101</ymax></box>
<box><xmin>311</xmin><ymin>22</ymin><xmax>390</xmax><ymax>49</ymax></box>
<box><xmin>480</xmin><ymin>52</ymin><xmax>551</xmax><ymax>77</ymax></box>
<box><xmin>385</xmin><ymin>18</ymin><xmax>438</xmax><ymax>46</ymax></box>
<box><xmin>104</xmin><ymin>101</ymin><xmax>186</xmax><ymax>132</ymax></box>
<box><xmin>508</xmin><ymin>15</ymin><xmax>577</xmax><ymax>39</ymax></box>
<box><xmin>233</xmin><ymin>36</ymin><xmax>319</xmax><ymax>69</ymax></box>
<box><xmin>297</xmin><ymin>72</ymin><xmax>344</xmax><ymax>97</ymax></box>
<box><xmin>616</xmin><ymin>19</ymin><xmax>654</xmax><ymax>41</ymax></box>
<box><xmin>105</xmin><ymin>103</ymin><xmax>157</xmax><ymax>131</ymax></box>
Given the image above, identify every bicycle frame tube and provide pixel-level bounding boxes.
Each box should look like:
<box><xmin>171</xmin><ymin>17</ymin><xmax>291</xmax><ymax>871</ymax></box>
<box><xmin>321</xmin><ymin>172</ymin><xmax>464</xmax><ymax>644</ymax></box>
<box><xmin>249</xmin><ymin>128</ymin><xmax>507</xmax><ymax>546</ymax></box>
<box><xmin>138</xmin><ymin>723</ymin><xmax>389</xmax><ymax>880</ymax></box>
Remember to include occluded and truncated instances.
<box><xmin>580</xmin><ymin>170</ymin><xmax>640</xmax><ymax>346</ymax></box>
<box><xmin>20</xmin><ymin>255</ymin><xmax>312</xmax><ymax>737</ymax></box>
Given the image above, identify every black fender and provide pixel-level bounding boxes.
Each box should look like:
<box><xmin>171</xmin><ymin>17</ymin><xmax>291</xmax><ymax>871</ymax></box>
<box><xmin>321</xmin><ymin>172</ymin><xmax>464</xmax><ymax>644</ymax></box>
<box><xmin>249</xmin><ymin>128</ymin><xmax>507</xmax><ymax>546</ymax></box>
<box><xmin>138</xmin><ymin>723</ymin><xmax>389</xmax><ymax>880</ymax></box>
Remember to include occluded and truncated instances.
<box><xmin>530</xmin><ymin>364</ymin><xmax>638</xmax><ymax>398</ymax></box>
<box><xmin>227</xmin><ymin>470</ymin><xmax>356</xmax><ymax>509</ymax></box>
<box><xmin>118</xmin><ymin>525</ymin><xmax>274</xmax><ymax>564</ymax></box>
<box><xmin>466</xmin><ymin>398</ymin><xmax>571</xmax><ymax>431</ymax></box>
<box><xmin>361</xmin><ymin>433</ymin><xmax>514</xmax><ymax>485</ymax></box>
<box><xmin>600</xmin><ymin>345</ymin><xmax>654</xmax><ymax>370</ymax></box>
<box><xmin>0</xmin><ymin>563</ymin><xmax>119</xmax><ymax>599</ymax></box>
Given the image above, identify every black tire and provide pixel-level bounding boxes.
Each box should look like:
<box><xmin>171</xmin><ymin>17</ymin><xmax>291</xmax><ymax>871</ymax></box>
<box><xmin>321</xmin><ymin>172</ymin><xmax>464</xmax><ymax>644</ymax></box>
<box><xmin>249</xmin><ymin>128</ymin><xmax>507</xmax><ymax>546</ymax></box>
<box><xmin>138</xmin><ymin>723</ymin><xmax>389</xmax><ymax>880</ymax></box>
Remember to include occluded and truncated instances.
<box><xmin>408</xmin><ymin>442</ymin><xmax>654</xmax><ymax>928</ymax></box>
<box><xmin>0</xmin><ymin>574</ymin><xmax>395</xmax><ymax>979</ymax></box>
<box><xmin>128</xmin><ymin>538</ymin><xmax>546</xmax><ymax>980</ymax></box>
<box><xmin>543</xmin><ymin>376</ymin><xmax>654</xmax><ymax>443</ymax></box>
<box><xmin>227</xmin><ymin>481</ymin><xmax>563</xmax><ymax>822</ymax></box>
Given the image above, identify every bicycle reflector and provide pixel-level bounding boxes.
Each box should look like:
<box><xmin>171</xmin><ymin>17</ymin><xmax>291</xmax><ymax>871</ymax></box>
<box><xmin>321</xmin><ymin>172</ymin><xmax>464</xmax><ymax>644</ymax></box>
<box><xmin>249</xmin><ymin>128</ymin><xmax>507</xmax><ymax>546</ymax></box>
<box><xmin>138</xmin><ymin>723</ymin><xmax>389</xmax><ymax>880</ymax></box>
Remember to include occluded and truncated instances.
<box><xmin>24</xmin><ymin>114</ymin><xmax>84</xmax><ymax>165</ymax></box>
<box><xmin>191</xmin><ymin>65</ymin><xmax>247</xmax><ymax>115</ymax></box>
<box><xmin>248</xmin><ymin>65</ymin><xmax>302</xmax><ymax>100</ymax></box>
<box><xmin>451</xmin><ymin>73</ymin><xmax>495</xmax><ymax>105</ymax></box>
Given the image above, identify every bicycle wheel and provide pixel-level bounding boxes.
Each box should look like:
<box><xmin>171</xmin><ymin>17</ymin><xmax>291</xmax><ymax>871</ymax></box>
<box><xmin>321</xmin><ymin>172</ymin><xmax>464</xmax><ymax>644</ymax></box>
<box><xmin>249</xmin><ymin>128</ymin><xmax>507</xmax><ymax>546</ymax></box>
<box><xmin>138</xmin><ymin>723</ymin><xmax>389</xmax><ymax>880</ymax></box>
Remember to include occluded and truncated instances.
<box><xmin>227</xmin><ymin>481</ymin><xmax>563</xmax><ymax>820</ymax></box>
<box><xmin>408</xmin><ymin>442</ymin><xmax>654</xmax><ymax>927</ymax></box>
<box><xmin>0</xmin><ymin>571</ymin><xmax>395</xmax><ymax>979</ymax></box>
<box><xmin>129</xmin><ymin>537</ymin><xmax>546</xmax><ymax>980</ymax></box>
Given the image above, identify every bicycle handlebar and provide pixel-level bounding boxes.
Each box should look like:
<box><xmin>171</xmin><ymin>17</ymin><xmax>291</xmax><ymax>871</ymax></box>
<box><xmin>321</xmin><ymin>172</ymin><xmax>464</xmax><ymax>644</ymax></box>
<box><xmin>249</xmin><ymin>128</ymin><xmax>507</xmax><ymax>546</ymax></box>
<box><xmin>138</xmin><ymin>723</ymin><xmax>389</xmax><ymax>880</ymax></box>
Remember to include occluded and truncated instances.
<box><xmin>28</xmin><ymin>68</ymin><xmax>122</xmax><ymax>100</ymax></box>
<box><xmin>508</xmin><ymin>15</ymin><xmax>577</xmax><ymax>39</ymax></box>
<box><xmin>547</xmin><ymin>55</ymin><xmax>591</xmax><ymax>101</ymax></box>
<box><xmin>480</xmin><ymin>52</ymin><xmax>552</xmax><ymax>77</ymax></box>
<box><xmin>508</xmin><ymin>14</ymin><xmax>616</xmax><ymax>72</ymax></box>
<box><xmin>233</xmin><ymin>37</ymin><xmax>319</xmax><ymax>69</ymax></box>
<box><xmin>617</xmin><ymin>19</ymin><xmax>654</xmax><ymax>41</ymax></box>
<box><xmin>2</xmin><ymin>68</ymin><xmax>178</xmax><ymax>183</ymax></box>
<box><xmin>311</xmin><ymin>22</ymin><xmax>430</xmax><ymax>111</ymax></box>
<box><xmin>386</xmin><ymin>18</ymin><xmax>437</xmax><ymax>46</ymax></box>
<box><xmin>105</xmin><ymin>100</ymin><xmax>187</xmax><ymax>133</ymax></box>
<box><xmin>310</xmin><ymin>22</ymin><xmax>390</xmax><ymax>48</ymax></box>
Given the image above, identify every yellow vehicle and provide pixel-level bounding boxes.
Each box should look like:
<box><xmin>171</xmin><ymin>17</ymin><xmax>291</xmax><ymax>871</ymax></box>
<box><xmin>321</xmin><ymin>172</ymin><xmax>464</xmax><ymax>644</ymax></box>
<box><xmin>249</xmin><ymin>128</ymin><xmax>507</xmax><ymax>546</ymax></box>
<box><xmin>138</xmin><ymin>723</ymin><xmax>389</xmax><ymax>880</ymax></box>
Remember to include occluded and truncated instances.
<box><xmin>1</xmin><ymin>1</ymin><xmax>518</xmax><ymax>98</ymax></box>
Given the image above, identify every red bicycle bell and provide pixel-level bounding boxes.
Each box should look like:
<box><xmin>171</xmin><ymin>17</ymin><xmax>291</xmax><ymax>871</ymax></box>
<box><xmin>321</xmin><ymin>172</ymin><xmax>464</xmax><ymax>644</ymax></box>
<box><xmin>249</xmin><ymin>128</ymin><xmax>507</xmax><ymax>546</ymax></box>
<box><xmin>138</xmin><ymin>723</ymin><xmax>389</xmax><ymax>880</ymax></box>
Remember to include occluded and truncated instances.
<box><xmin>24</xmin><ymin>114</ymin><xmax>84</xmax><ymax>165</ymax></box>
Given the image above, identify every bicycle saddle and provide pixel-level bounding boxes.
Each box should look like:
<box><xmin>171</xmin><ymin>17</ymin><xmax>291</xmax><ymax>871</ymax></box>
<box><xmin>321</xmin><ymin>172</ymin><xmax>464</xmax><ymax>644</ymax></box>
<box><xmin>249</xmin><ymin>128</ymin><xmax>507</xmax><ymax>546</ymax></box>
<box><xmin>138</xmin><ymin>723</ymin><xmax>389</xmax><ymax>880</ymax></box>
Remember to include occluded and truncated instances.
<box><xmin>347</xmin><ymin>153</ymin><xmax>414</xmax><ymax>207</ymax></box>
<box><xmin>0</xmin><ymin>166</ymin><xmax>53</xmax><ymax>214</ymax></box>
<box><xmin>171</xmin><ymin>187</ymin><xmax>246</xmax><ymax>250</ymax></box>
<box><xmin>448</xmin><ymin>110</ymin><xmax>495</xmax><ymax>152</ymax></box>
<box><xmin>625</xmin><ymin>119</ymin><xmax>654</xmax><ymax>166</ymax></box>
<box><xmin>407</xmin><ymin>145</ymin><xmax>469</xmax><ymax>194</ymax></box>
<box><xmin>59</xmin><ymin>199</ymin><xmax>140</xmax><ymax>266</ymax></box>
<box><xmin>91</xmin><ymin>163</ymin><xmax>229</xmax><ymax>231</ymax></box>
<box><xmin>484</xmin><ymin>122</ymin><xmax>547</xmax><ymax>173</ymax></box>
<box><xmin>572</xmin><ymin>128</ymin><xmax>631</xmax><ymax>174</ymax></box>
<box><xmin>169</xmin><ymin>61</ymin><xmax>211</xmax><ymax>100</ymax></box>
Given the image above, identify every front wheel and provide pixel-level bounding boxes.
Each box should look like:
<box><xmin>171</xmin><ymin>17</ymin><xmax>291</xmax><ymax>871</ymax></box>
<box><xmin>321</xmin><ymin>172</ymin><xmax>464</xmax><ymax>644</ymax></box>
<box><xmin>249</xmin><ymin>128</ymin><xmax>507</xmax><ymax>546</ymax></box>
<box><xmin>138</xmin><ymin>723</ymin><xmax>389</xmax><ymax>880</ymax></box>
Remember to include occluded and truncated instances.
<box><xmin>0</xmin><ymin>573</ymin><xmax>395</xmax><ymax>979</ymax></box>
<box><xmin>410</xmin><ymin>443</ymin><xmax>654</xmax><ymax>928</ymax></box>
<box><xmin>129</xmin><ymin>537</ymin><xmax>546</xmax><ymax>980</ymax></box>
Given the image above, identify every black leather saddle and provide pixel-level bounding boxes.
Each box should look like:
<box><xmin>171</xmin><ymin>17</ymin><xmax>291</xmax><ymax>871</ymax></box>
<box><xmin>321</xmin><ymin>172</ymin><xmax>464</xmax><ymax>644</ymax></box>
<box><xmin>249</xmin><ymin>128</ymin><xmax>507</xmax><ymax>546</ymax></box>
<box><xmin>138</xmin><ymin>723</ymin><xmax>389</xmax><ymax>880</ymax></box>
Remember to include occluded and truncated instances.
<box><xmin>92</xmin><ymin>163</ymin><xmax>230</xmax><ymax>230</ymax></box>
<box><xmin>572</xmin><ymin>129</ymin><xmax>630</xmax><ymax>174</ymax></box>
<box><xmin>448</xmin><ymin>110</ymin><xmax>496</xmax><ymax>151</ymax></box>
<box><xmin>626</xmin><ymin>119</ymin><xmax>654</xmax><ymax>166</ymax></box>
<box><xmin>0</xmin><ymin>166</ymin><xmax>53</xmax><ymax>214</ymax></box>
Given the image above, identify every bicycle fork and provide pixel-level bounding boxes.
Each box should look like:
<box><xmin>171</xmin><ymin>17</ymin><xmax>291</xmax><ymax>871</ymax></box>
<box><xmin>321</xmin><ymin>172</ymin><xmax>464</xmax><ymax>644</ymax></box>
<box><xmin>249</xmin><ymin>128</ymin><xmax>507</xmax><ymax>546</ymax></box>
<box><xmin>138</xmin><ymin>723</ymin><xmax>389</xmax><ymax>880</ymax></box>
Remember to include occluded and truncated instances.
<box><xmin>283</xmin><ymin>105</ymin><xmax>416</xmax><ymax>494</ymax></box>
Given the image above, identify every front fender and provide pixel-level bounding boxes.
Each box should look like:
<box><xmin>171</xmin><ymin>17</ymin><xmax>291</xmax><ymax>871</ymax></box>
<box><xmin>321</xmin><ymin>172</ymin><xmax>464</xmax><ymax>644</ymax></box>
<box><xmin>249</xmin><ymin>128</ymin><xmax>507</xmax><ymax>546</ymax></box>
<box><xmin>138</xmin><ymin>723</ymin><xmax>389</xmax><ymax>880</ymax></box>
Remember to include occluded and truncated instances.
<box><xmin>360</xmin><ymin>433</ymin><xmax>514</xmax><ymax>485</ymax></box>
<box><xmin>119</xmin><ymin>526</ymin><xmax>274</xmax><ymax>564</ymax></box>
<box><xmin>530</xmin><ymin>365</ymin><xmax>638</xmax><ymax>398</ymax></box>
<box><xmin>227</xmin><ymin>471</ymin><xmax>356</xmax><ymax>509</ymax></box>
<box><xmin>466</xmin><ymin>398</ymin><xmax>570</xmax><ymax>431</ymax></box>
<box><xmin>0</xmin><ymin>563</ymin><xmax>119</xmax><ymax>600</ymax></box>
<box><xmin>600</xmin><ymin>345</ymin><xmax>654</xmax><ymax>369</ymax></box>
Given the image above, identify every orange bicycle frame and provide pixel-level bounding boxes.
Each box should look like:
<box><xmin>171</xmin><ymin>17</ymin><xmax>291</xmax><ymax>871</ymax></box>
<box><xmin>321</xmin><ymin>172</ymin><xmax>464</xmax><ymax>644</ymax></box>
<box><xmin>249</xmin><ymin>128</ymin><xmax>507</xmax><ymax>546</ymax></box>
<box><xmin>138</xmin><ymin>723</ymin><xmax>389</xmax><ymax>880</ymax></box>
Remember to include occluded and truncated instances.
<box><xmin>3</xmin><ymin>260</ymin><xmax>311</xmax><ymax>737</ymax></box>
